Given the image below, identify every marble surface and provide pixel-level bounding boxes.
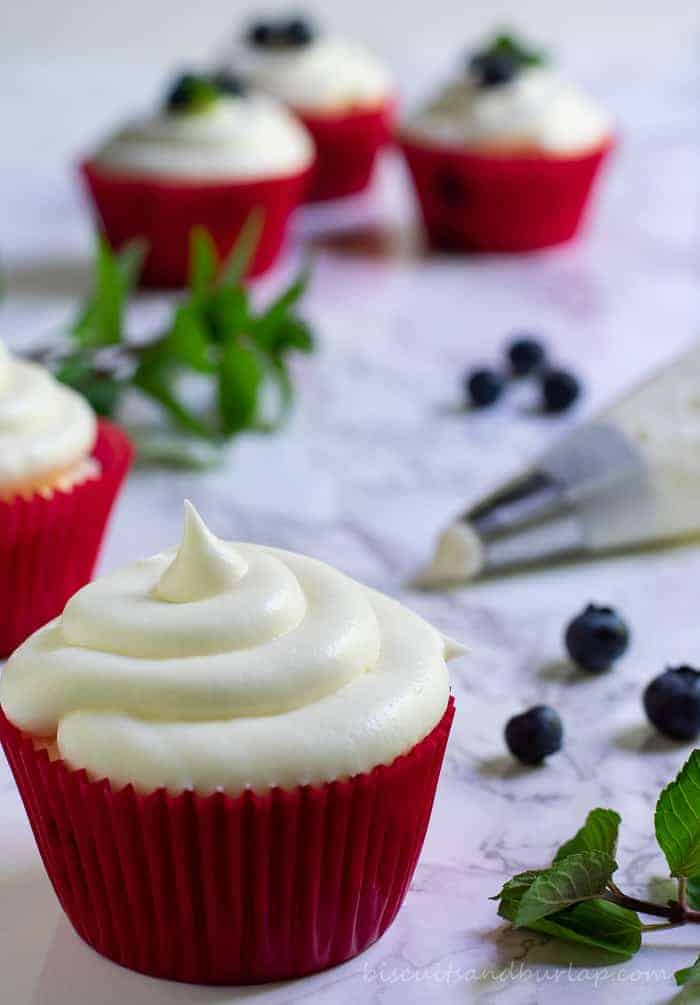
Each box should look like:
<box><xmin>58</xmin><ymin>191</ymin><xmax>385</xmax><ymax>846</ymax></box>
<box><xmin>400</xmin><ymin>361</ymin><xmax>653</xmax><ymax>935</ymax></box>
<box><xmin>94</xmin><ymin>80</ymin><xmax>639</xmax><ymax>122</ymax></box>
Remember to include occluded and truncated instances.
<box><xmin>1</xmin><ymin>44</ymin><xmax>700</xmax><ymax>1004</ymax></box>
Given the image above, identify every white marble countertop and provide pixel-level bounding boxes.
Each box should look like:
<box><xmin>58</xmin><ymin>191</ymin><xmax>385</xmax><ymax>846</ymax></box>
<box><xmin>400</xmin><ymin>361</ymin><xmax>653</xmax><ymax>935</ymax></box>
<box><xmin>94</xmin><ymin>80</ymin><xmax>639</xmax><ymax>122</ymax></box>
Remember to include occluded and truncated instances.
<box><xmin>1</xmin><ymin>43</ymin><xmax>699</xmax><ymax>1004</ymax></box>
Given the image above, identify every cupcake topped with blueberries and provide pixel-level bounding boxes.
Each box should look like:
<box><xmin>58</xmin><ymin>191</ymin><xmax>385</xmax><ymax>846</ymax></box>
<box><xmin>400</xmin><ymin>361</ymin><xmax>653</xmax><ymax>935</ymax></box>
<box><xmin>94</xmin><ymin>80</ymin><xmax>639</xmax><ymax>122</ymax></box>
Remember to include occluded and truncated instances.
<box><xmin>398</xmin><ymin>31</ymin><xmax>614</xmax><ymax>252</ymax></box>
<box><xmin>224</xmin><ymin>12</ymin><xmax>394</xmax><ymax>201</ymax></box>
<box><xmin>403</xmin><ymin>32</ymin><xmax>611</xmax><ymax>156</ymax></box>
<box><xmin>91</xmin><ymin>69</ymin><xmax>313</xmax><ymax>181</ymax></box>
<box><xmin>82</xmin><ymin>69</ymin><xmax>314</xmax><ymax>285</ymax></box>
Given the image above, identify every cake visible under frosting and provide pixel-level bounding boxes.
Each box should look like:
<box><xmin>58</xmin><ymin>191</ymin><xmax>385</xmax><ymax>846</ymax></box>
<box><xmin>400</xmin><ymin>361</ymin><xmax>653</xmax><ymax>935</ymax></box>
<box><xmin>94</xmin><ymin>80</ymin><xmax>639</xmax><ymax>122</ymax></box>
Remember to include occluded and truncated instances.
<box><xmin>92</xmin><ymin>93</ymin><xmax>314</xmax><ymax>180</ymax></box>
<box><xmin>0</xmin><ymin>342</ymin><xmax>97</xmax><ymax>495</ymax></box>
<box><xmin>403</xmin><ymin>66</ymin><xmax>610</xmax><ymax>155</ymax></box>
<box><xmin>1</xmin><ymin>503</ymin><xmax>461</xmax><ymax>794</ymax></box>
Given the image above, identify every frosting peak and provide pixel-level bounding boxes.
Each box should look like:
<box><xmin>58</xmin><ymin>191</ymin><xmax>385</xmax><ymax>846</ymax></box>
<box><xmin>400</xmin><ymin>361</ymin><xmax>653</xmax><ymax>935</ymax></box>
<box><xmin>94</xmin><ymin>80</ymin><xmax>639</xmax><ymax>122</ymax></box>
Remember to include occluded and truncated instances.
<box><xmin>156</xmin><ymin>502</ymin><xmax>248</xmax><ymax>603</ymax></box>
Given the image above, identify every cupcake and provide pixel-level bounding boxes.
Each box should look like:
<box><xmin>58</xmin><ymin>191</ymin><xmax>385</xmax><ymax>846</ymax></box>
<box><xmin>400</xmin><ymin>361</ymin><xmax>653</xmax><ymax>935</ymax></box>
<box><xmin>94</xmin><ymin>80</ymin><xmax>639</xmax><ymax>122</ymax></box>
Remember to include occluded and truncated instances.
<box><xmin>399</xmin><ymin>32</ymin><xmax>613</xmax><ymax>252</ymax></box>
<box><xmin>81</xmin><ymin>71</ymin><xmax>314</xmax><ymax>287</ymax></box>
<box><xmin>0</xmin><ymin>502</ymin><xmax>460</xmax><ymax>984</ymax></box>
<box><xmin>0</xmin><ymin>342</ymin><xmax>131</xmax><ymax>657</ymax></box>
<box><xmin>230</xmin><ymin>13</ymin><xmax>394</xmax><ymax>202</ymax></box>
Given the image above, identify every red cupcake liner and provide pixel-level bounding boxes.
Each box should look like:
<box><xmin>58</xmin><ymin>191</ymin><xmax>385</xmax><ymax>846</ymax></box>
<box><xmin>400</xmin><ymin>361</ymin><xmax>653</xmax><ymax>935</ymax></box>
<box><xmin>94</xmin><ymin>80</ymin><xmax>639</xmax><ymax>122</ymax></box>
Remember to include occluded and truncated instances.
<box><xmin>399</xmin><ymin>135</ymin><xmax>613</xmax><ymax>252</ymax></box>
<box><xmin>297</xmin><ymin>100</ymin><xmax>394</xmax><ymax>203</ymax></box>
<box><xmin>80</xmin><ymin>161</ymin><xmax>312</xmax><ymax>288</ymax></box>
<box><xmin>0</xmin><ymin>420</ymin><xmax>132</xmax><ymax>658</ymax></box>
<box><xmin>0</xmin><ymin>697</ymin><xmax>454</xmax><ymax>985</ymax></box>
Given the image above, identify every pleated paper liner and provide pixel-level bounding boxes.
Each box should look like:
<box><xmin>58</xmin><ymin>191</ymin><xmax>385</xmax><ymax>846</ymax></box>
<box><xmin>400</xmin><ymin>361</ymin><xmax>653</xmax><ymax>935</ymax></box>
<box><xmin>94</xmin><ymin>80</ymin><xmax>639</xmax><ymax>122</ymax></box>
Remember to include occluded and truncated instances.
<box><xmin>297</xmin><ymin>100</ymin><xmax>394</xmax><ymax>202</ymax></box>
<box><xmin>80</xmin><ymin>161</ymin><xmax>312</xmax><ymax>288</ymax></box>
<box><xmin>0</xmin><ymin>420</ymin><xmax>132</xmax><ymax>658</ymax></box>
<box><xmin>0</xmin><ymin>697</ymin><xmax>454</xmax><ymax>985</ymax></box>
<box><xmin>399</xmin><ymin>135</ymin><xmax>614</xmax><ymax>252</ymax></box>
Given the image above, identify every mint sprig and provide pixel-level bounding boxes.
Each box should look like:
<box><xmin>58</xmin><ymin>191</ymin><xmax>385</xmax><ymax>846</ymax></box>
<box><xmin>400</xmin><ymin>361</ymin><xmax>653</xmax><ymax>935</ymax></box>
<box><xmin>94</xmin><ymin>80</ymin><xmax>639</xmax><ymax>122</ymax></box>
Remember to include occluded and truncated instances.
<box><xmin>481</xmin><ymin>31</ymin><xmax>548</xmax><ymax>68</ymax></box>
<box><xmin>493</xmin><ymin>751</ymin><xmax>700</xmax><ymax>982</ymax></box>
<box><xmin>27</xmin><ymin>218</ymin><xmax>314</xmax><ymax>465</ymax></box>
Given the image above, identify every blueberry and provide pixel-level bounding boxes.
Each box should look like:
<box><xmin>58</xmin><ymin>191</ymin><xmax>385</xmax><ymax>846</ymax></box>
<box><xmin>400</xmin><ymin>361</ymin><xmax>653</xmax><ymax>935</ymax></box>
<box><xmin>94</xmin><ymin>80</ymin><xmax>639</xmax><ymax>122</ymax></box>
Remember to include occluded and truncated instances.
<box><xmin>644</xmin><ymin>666</ymin><xmax>700</xmax><ymax>741</ymax></box>
<box><xmin>541</xmin><ymin>367</ymin><xmax>581</xmax><ymax>413</ymax></box>
<box><xmin>466</xmin><ymin>368</ymin><xmax>504</xmax><ymax>408</ymax></box>
<box><xmin>565</xmin><ymin>604</ymin><xmax>629</xmax><ymax>673</ymax></box>
<box><xmin>212</xmin><ymin>71</ymin><xmax>247</xmax><ymax>97</ymax></box>
<box><xmin>247</xmin><ymin>20</ymin><xmax>274</xmax><ymax>46</ymax></box>
<box><xmin>505</xmin><ymin>705</ymin><xmax>563</xmax><ymax>765</ymax></box>
<box><xmin>470</xmin><ymin>52</ymin><xmax>519</xmax><ymax>88</ymax></box>
<box><xmin>507</xmin><ymin>336</ymin><xmax>546</xmax><ymax>376</ymax></box>
<box><xmin>284</xmin><ymin>16</ymin><xmax>315</xmax><ymax>46</ymax></box>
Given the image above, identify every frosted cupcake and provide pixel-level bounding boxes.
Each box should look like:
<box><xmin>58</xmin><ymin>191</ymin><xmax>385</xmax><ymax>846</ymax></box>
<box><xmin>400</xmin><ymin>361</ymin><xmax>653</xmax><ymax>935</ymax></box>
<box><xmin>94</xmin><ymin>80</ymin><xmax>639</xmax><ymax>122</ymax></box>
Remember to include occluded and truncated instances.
<box><xmin>0</xmin><ymin>342</ymin><xmax>131</xmax><ymax>656</ymax></box>
<box><xmin>399</xmin><ymin>32</ymin><xmax>613</xmax><ymax>251</ymax></box>
<box><xmin>81</xmin><ymin>71</ymin><xmax>314</xmax><ymax>286</ymax></box>
<box><xmin>0</xmin><ymin>502</ymin><xmax>459</xmax><ymax>984</ymax></box>
<box><xmin>229</xmin><ymin>14</ymin><xmax>394</xmax><ymax>201</ymax></box>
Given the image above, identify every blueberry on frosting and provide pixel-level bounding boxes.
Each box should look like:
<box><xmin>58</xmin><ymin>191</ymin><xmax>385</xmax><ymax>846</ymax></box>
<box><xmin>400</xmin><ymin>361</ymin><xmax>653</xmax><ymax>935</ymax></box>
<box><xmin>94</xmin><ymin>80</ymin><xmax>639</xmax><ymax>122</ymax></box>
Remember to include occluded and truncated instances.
<box><xmin>211</xmin><ymin>70</ymin><xmax>248</xmax><ymax>98</ymax></box>
<box><xmin>246</xmin><ymin>14</ymin><xmax>317</xmax><ymax>49</ymax></box>
<box><xmin>468</xmin><ymin>31</ymin><xmax>547</xmax><ymax>89</ymax></box>
<box><xmin>165</xmin><ymin>71</ymin><xmax>248</xmax><ymax>114</ymax></box>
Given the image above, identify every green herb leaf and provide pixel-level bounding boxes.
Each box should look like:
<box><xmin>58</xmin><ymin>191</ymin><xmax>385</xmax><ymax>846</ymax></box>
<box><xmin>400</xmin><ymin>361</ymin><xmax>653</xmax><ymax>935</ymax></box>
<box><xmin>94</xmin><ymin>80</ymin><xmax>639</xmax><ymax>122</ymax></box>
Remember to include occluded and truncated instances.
<box><xmin>485</xmin><ymin>31</ymin><xmax>548</xmax><ymax>67</ymax></box>
<box><xmin>217</xmin><ymin>339</ymin><xmax>265</xmax><ymax>435</ymax></box>
<box><xmin>676</xmin><ymin>955</ymin><xmax>700</xmax><ymax>987</ymax></box>
<box><xmin>71</xmin><ymin>237</ymin><xmax>144</xmax><ymax>348</ymax></box>
<box><xmin>515</xmin><ymin>851</ymin><xmax>617</xmax><ymax>926</ymax></box>
<box><xmin>219</xmin><ymin>208</ymin><xmax>265</xmax><ymax>288</ymax></box>
<box><xmin>163</xmin><ymin>304</ymin><xmax>213</xmax><ymax>373</ymax></box>
<box><xmin>205</xmin><ymin>286</ymin><xmax>250</xmax><ymax>342</ymax></box>
<box><xmin>496</xmin><ymin>871</ymin><xmax>640</xmax><ymax>959</ymax></box>
<box><xmin>188</xmin><ymin>228</ymin><xmax>218</xmax><ymax>298</ymax></box>
<box><xmin>687</xmin><ymin>877</ymin><xmax>700</xmax><ymax>909</ymax></box>
<box><xmin>655</xmin><ymin>750</ymin><xmax>700</xmax><ymax>878</ymax></box>
<box><xmin>56</xmin><ymin>353</ymin><xmax>122</xmax><ymax>417</ymax></box>
<box><xmin>554</xmin><ymin>809</ymin><xmax>621</xmax><ymax>863</ymax></box>
<box><xmin>133</xmin><ymin>355</ymin><xmax>211</xmax><ymax>439</ymax></box>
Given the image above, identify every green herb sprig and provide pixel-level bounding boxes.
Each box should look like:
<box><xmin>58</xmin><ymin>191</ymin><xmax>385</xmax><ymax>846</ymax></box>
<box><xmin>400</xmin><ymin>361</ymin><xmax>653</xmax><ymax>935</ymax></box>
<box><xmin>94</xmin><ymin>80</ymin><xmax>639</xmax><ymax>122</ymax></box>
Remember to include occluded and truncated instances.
<box><xmin>492</xmin><ymin>751</ymin><xmax>700</xmax><ymax>986</ymax></box>
<box><xmin>29</xmin><ymin>214</ymin><xmax>315</xmax><ymax>465</ymax></box>
<box><xmin>480</xmin><ymin>31</ymin><xmax>548</xmax><ymax>69</ymax></box>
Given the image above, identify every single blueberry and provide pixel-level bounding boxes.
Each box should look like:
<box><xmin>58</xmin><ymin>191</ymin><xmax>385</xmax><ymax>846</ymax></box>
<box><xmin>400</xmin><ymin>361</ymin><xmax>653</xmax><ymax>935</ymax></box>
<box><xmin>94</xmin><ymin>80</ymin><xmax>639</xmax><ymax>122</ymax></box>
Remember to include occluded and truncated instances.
<box><xmin>507</xmin><ymin>336</ymin><xmax>546</xmax><ymax>376</ymax></box>
<box><xmin>284</xmin><ymin>16</ymin><xmax>315</xmax><ymax>45</ymax></box>
<box><xmin>565</xmin><ymin>604</ymin><xmax>629</xmax><ymax>673</ymax></box>
<box><xmin>470</xmin><ymin>51</ymin><xmax>519</xmax><ymax>88</ymax></box>
<box><xmin>466</xmin><ymin>368</ymin><xmax>505</xmax><ymax>408</ymax></box>
<box><xmin>644</xmin><ymin>666</ymin><xmax>700</xmax><ymax>741</ymax></box>
<box><xmin>505</xmin><ymin>705</ymin><xmax>563</xmax><ymax>765</ymax></box>
<box><xmin>541</xmin><ymin>367</ymin><xmax>581</xmax><ymax>413</ymax></box>
<box><xmin>212</xmin><ymin>71</ymin><xmax>247</xmax><ymax>97</ymax></box>
<box><xmin>247</xmin><ymin>20</ymin><xmax>274</xmax><ymax>46</ymax></box>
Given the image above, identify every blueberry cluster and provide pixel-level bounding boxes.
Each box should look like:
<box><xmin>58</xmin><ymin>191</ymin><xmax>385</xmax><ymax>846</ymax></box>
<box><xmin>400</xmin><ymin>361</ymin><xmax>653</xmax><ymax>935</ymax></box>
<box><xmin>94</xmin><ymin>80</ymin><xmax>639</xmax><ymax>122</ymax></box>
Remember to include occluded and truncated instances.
<box><xmin>164</xmin><ymin>71</ymin><xmax>247</xmax><ymax>114</ymax></box>
<box><xmin>246</xmin><ymin>15</ymin><xmax>316</xmax><ymax>49</ymax></box>
<box><xmin>465</xmin><ymin>335</ymin><xmax>582</xmax><ymax>414</ymax></box>
<box><xmin>504</xmin><ymin>603</ymin><xmax>700</xmax><ymax>765</ymax></box>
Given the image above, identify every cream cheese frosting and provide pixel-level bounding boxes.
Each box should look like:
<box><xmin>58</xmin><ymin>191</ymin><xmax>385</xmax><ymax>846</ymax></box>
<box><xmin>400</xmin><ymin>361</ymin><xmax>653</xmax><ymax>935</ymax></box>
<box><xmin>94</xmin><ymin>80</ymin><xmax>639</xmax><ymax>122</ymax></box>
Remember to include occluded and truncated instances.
<box><xmin>235</xmin><ymin>38</ymin><xmax>392</xmax><ymax>112</ymax></box>
<box><xmin>403</xmin><ymin>67</ymin><xmax>610</xmax><ymax>155</ymax></box>
<box><xmin>0</xmin><ymin>342</ymin><xmax>97</xmax><ymax>492</ymax></box>
<box><xmin>92</xmin><ymin>93</ymin><xmax>314</xmax><ymax>180</ymax></box>
<box><xmin>1</xmin><ymin>503</ymin><xmax>461</xmax><ymax>794</ymax></box>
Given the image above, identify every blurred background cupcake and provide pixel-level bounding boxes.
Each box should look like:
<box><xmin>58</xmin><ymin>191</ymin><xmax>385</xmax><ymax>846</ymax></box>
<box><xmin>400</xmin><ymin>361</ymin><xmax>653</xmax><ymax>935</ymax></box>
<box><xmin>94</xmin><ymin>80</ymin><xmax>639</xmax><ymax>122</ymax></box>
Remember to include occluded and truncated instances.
<box><xmin>398</xmin><ymin>31</ymin><xmax>613</xmax><ymax>252</ymax></box>
<box><xmin>0</xmin><ymin>341</ymin><xmax>131</xmax><ymax>657</ymax></box>
<box><xmin>0</xmin><ymin>503</ymin><xmax>459</xmax><ymax>984</ymax></box>
<box><xmin>227</xmin><ymin>12</ymin><xmax>394</xmax><ymax>202</ymax></box>
<box><xmin>81</xmin><ymin>70</ymin><xmax>314</xmax><ymax>287</ymax></box>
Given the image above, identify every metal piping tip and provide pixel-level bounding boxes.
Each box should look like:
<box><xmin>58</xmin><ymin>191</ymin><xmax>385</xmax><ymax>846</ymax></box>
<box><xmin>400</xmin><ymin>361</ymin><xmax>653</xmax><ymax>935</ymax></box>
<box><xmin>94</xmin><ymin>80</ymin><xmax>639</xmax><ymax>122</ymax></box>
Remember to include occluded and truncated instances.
<box><xmin>412</xmin><ymin>523</ymin><xmax>484</xmax><ymax>589</ymax></box>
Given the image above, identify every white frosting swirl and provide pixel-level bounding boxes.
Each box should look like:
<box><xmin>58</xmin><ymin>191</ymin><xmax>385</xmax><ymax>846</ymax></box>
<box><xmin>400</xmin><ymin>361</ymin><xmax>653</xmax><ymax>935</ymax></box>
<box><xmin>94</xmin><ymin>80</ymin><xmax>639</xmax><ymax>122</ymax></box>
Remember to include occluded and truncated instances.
<box><xmin>403</xmin><ymin>67</ymin><xmax>610</xmax><ymax>155</ymax></box>
<box><xmin>233</xmin><ymin>38</ymin><xmax>392</xmax><ymax>112</ymax></box>
<box><xmin>92</xmin><ymin>94</ymin><xmax>314</xmax><ymax>180</ymax></box>
<box><xmin>0</xmin><ymin>342</ymin><xmax>97</xmax><ymax>492</ymax></box>
<box><xmin>1</xmin><ymin>503</ymin><xmax>460</xmax><ymax>794</ymax></box>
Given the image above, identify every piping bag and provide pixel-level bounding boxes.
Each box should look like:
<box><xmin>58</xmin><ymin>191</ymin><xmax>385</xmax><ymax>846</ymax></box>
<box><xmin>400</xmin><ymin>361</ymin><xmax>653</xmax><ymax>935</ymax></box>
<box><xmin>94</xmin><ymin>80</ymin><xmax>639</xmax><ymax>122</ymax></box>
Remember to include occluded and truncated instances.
<box><xmin>418</xmin><ymin>342</ymin><xmax>700</xmax><ymax>586</ymax></box>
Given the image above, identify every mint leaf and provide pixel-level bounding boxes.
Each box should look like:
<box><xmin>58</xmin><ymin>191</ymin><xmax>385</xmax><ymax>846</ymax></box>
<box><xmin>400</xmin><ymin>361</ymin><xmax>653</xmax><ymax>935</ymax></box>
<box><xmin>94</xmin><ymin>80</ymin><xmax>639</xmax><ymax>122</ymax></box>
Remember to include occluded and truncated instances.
<box><xmin>205</xmin><ymin>286</ymin><xmax>250</xmax><ymax>343</ymax></box>
<box><xmin>676</xmin><ymin>955</ymin><xmax>700</xmax><ymax>987</ymax></box>
<box><xmin>164</xmin><ymin>304</ymin><xmax>213</xmax><ymax>374</ymax></box>
<box><xmin>132</xmin><ymin>355</ymin><xmax>211</xmax><ymax>439</ymax></box>
<box><xmin>485</xmin><ymin>31</ymin><xmax>547</xmax><ymax>67</ymax></box>
<box><xmin>515</xmin><ymin>851</ymin><xmax>617</xmax><ymax>926</ymax></box>
<box><xmin>554</xmin><ymin>809</ymin><xmax>621</xmax><ymax>863</ymax></box>
<box><xmin>655</xmin><ymin>750</ymin><xmax>700</xmax><ymax>878</ymax></box>
<box><xmin>217</xmin><ymin>340</ymin><xmax>264</xmax><ymax>435</ymax></box>
<box><xmin>219</xmin><ymin>208</ymin><xmax>264</xmax><ymax>287</ymax></box>
<box><xmin>71</xmin><ymin>237</ymin><xmax>144</xmax><ymax>348</ymax></box>
<box><xmin>189</xmin><ymin>228</ymin><xmax>218</xmax><ymax>298</ymax></box>
<box><xmin>496</xmin><ymin>871</ymin><xmax>640</xmax><ymax>959</ymax></box>
<box><xmin>56</xmin><ymin>352</ymin><xmax>122</xmax><ymax>417</ymax></box>
<box><xmin>688</xmin><ymin>877</ymin><xmax>700</xmax><ymax>909</ymax></box>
